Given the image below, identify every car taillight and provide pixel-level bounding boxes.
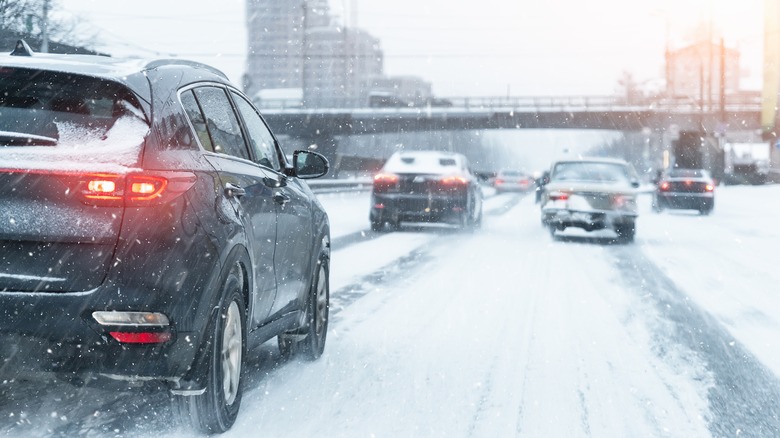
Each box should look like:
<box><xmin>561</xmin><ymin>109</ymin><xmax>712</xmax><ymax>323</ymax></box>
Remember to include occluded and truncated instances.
<box><xmin>495</xmin><ymin>178</ymin><xmax>504</xmax><ymax>185</ymax></box>
<box><xmin>705</xmin><ymin>184</ymin><xmax>714</xmax><ymax>191</ymax></box>
<box><xmin>659</xmin><ymin>181</ymin><xmax>670</xmax><ymax>191</ymax></box>
<box><xmin>440</xmin><ymin>175</ymin><xmax>468</xmax><ymax>193</ymax></box>
<box><xmin>373</xmin><ymin>173</ymin><xmax>399</xmax><ymax>193</ymax></box>
<box><xmin>548</xmin><ymin>191</ymin><xmax>569</xmax><ymax>201</ymax></box>
<box><xmin>440</xmin><ymin>176</ymin><xmax>468</xmax><ymax>185</ymax></box>
<box><xmin>78</xmin><ymin>171</ymin><xmax>195</xmax><ymax>207</ymax></box>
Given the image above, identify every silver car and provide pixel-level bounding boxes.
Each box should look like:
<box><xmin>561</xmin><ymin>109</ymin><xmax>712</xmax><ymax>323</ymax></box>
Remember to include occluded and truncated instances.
<box><xmin>540</xmin><ymin>158</ymin><xmax>640</xmax><ymax>242</ymax></box>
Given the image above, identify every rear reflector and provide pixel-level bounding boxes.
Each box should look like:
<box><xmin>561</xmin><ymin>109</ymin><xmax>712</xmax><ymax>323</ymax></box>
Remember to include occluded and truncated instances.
<box><xmin>109</xmin><ymin>331</ymin><xmax>172</xmax><ymax>344</ymax></box>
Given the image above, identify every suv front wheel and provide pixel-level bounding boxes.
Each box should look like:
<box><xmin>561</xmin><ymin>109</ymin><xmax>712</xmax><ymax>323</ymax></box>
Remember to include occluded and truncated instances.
<box><xmin>279</xmin><ymin>256</ymin><xmax>329</xmax><ymax>361</ymax></box>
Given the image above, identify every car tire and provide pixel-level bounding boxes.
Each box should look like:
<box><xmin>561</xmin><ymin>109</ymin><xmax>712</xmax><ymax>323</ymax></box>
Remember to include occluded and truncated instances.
<box><xmin>278</xmin><ymin>256</ymin><xmax>329</xmax><ymax>361</ymax></box>
<box><xmin>174</xmin><ymin>263</ymin><xmax>246</xmax><ymax>434</ymax></box>
<box><xmin>472</xmin><ymin>208</ymin><xmax>483</xmax><ymax>229</ymax></box>
<box><xmin>370</xmin><ymin>220</ymin><xmax>384</xmax><ymax>232</ymax></box>
<box><xmin>614</xmin><ymin>223</ymin><xmax>635</xmax><ymax>244</ymax></box>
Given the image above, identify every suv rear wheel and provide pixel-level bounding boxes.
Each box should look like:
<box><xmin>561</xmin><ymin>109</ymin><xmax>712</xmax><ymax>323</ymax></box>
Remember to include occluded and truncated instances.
<box><xmin>175</xmin><ymin>263</ymin><xmax>246</xmax><ymax>434</ymax></box>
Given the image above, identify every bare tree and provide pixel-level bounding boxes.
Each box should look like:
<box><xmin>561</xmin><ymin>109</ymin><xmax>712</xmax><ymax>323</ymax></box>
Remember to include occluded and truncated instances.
<box><xmin>0</xmin><ymin>0</ymin><xmax>94</xmax><ymax>49</ymax></box>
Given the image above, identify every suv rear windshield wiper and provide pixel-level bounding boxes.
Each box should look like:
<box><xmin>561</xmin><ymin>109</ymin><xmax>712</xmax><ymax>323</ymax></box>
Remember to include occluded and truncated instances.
<box><xmin>0</xmin><ymin>131</ymin><xmax>57</xmax><ymax>146</ymax></box>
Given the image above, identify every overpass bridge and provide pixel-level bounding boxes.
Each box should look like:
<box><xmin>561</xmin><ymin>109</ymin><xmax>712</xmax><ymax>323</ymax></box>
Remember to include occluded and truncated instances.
<box><xmin>259</xmin><ymin>94</ymin><xmax>763</xmax><ymax>139</ymax></box>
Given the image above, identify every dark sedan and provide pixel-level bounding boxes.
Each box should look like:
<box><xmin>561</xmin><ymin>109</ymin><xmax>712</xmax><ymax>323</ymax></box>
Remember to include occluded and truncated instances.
<box><xmin>0</xmin><ymin>41</ymin><xmax>330</xmax><ymax>433</ymax></box>
<box><xmin>370</xmin><ymin>151</ymin><xmax>483</xmax><ymax>231</ymax></box>
<box><xmin>653</xmin><ymin>168</ymin><xmax>715</xmax><ymax>215</ymax></box>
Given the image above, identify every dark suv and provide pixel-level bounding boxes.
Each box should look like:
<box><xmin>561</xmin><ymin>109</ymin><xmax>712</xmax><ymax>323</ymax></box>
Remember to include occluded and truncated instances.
<box><xmin>0</xmin><ymin>41</ymin><xmax>330</xmax><ymax>433</ymax></box>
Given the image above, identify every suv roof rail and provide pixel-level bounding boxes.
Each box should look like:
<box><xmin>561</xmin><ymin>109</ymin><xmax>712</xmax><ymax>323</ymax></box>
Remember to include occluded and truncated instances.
<box><xmin>10</xmin><ymin>40</ymin><xmax>34</xmax><ymax>57</ymax></box>
<box><xmin>144</xmin><ymin>59</ymin><xmax>228</xmax><ymax>80</ymax></box>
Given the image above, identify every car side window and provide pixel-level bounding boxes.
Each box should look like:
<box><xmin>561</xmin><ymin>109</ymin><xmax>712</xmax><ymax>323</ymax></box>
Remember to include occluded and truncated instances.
<box><xmin>180</xmin><ymin>90</ymin><xmax>215</xmax><ymax>152</ymax></box>
<box><xmin>230</xmin><ymin>91</ymin><xmax>281</xmax><ymax>171</ymax></box>
<box><xmin>192</xmin><ymin>86</ymin><xmax>250</xmax><ymax>160</ymax></box>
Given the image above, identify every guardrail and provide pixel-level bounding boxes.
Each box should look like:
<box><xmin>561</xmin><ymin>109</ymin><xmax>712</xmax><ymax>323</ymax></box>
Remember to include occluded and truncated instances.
<box><xmin>306</xmin><ymin>178</ymin><xmax>373</xmax><ymax>193</ymax></box>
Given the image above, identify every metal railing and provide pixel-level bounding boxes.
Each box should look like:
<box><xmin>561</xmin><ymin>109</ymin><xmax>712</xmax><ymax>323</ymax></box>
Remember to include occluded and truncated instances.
<box><xmin>256</xmin><ymin>94</ymin><xmax>763</xmax><ymax>114</ymax></box>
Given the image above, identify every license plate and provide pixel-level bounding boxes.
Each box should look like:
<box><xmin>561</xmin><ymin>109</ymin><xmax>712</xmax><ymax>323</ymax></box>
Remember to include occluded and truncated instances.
<box><xmin>572</xmin><ymin>212</ymin><xmax>592</xmax><ymax>222</ymax></box>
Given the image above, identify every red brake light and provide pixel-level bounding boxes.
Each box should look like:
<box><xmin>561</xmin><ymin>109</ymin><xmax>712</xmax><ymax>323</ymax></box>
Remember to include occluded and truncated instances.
<box><xmin>660</xmin><ymin>181</ymin><xmax>670</xmax><ymax>191</ymax></box>
<box><xmin>441</xmin><ymin>176</ymin><xmax>468</xmax><ymax>185</ymax></box>
<box><xmin>80</xmin><ymin>172</ymin><xmax>194</xmax><ymax>207</ymax></box>
<box><xmin>548</xmin><ymin>191</ymin><xmax>569</xmax><ymax>201</ymax></box>
<box><xmin>374</xmin><ymin>173</ymin><xmax>399</xmax><ymax>184</ymax></box>
<box><xmin>373</xmin><ymin>173</ymin><xmax>400</xmax><ymax>193</ymax></box>
<box><xmin>82</xmin><ymin>174</ymin><xmax>124</xmax><ymax>201</ymax></box>
<box><xmin>128</xmin><ymin>175</ymin><xmax>168</xmax><ymax>201</ymax></box>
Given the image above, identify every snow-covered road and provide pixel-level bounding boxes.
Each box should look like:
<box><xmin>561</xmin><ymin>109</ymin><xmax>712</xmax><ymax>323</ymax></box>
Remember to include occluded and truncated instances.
<box><xmin>2</xmin><ymin>185</ymin><xmax>779</xmax><ymax>437</ymax></box>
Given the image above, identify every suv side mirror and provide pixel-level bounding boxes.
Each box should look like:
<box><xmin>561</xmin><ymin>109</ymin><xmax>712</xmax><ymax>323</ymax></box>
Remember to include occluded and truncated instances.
<box><xmin>292</xmin><ymin>150</ymin><xmax>329</xmax><ymax>179</ymax></box>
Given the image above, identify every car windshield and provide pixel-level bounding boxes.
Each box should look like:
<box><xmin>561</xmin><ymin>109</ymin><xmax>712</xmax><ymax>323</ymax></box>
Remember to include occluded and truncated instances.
<box><xmin>551</xmin><ymin>161</ymin><xmax>632</xmax><ymax>183</ymax></box>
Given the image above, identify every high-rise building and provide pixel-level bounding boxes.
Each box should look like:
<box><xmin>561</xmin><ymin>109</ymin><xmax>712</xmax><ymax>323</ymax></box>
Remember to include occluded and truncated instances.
<box><xmin>245</xmin><ymin>0</ymin><xmax>431</xmax><ymax>109</ymax></box>
<box><xmin>304</xmin><ymin>27</ymin><xmax>383</xmax><ymax>107</ymax></box>
<box><xmin>244</xmin><ymin>0</ymin><xmax>331</xmax><ymax>98</ymax></box>
<box><xmin>665</xmin><ymin>40</ymin><xmax>740</xmax><ymax>105</ymax></box>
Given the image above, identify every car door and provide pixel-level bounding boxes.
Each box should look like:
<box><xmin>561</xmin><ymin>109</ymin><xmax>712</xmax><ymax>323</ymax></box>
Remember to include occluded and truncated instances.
<box><xmin>180</xmin><ymin>86</ymin><xmax>278</xmax><ymax>328</ymax></box>
<box><xmin>229</xmin><ymin>91</ymin><xmax>314</xmax><ymax>318</ymax></box>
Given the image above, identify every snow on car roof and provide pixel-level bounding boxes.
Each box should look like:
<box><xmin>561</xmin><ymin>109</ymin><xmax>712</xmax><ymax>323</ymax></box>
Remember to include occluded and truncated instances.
<box><xmin>382</xmin><ymin>151</ymin><xmax>466</xmax><ymax>174</ymax></box>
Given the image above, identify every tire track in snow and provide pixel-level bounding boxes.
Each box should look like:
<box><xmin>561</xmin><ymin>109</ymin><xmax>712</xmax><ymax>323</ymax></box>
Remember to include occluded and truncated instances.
<box><xmin>330</xmin><ymin>193</ymin><xmax>523</xmax><ymax>253</ymax></box>
<box><xmin>611</xmin><ymin>245</ymin><xmax>780</xmax><ymax>437</ymax></box>
<box><xmin>330</xmin><ymin>193</ymin><xmax>524</xmax><ymax>316</ymax></box>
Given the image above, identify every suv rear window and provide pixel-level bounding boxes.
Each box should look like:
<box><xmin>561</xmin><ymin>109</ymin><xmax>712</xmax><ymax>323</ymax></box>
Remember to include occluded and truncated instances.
<box><xmin>0</xmin><ymin>67</ymin><xmax>147</xmax><ymax>149</ymax></box>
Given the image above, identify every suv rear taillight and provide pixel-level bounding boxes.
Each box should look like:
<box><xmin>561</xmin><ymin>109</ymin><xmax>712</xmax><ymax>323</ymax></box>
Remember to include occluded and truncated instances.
<box><xmin>659</xmin><ymin>181</ymin><xmax>670</xmax><ymax>191</ymax></box>
<box><xmin>76</xmin><ymin>171</ymin><xmax>195</xmax><ymax>207</ymax></box>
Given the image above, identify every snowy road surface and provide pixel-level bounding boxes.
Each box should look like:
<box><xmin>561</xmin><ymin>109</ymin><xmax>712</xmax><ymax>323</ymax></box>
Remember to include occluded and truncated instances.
<box><xmin>1</xmin><ymin>185</ymin><xmax>779</xmax><ymax>437</ymax></box>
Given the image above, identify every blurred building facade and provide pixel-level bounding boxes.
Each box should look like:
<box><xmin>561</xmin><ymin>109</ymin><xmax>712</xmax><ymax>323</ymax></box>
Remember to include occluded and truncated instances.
<box><xmin>244</xmin><ymin>0</ymin><xmax>429</xmax><ymax>108</ymax></box>
<box><xmin>665</xmin><ymin>40</ymin><xmax>741</xmax><ymax>106</ymax></box>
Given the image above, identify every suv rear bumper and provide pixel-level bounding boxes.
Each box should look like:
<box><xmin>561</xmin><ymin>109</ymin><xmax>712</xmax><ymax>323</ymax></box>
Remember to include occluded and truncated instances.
<box><xmin>0</xmin><ymin>288</ymin><xmax>200</xmax><ymax>384</ymax></box>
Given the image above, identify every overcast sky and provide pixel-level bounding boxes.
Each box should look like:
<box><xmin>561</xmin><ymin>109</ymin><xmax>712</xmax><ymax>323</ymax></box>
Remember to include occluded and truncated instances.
<box><xmin>56</xmin><ymin>0</ymin><xmax>765</xmax><ymax>97</ymax></box>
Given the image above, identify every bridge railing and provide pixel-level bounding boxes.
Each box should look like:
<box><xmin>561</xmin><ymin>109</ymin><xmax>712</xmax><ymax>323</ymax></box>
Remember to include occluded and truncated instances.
<box><xmin>256</xmin><ymin>94</ymin><xmax>763</xmax><ymax>113</ymax></box>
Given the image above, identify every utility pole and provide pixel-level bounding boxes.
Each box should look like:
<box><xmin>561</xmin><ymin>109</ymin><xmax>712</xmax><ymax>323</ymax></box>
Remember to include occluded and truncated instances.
<box><xmin>719</xmin><ymin>37</ymin><xmax>726</xmax><ymax>126</ymax></box>
<box><xmin>301</xmin><ymin>0</ymin><xmax>308</xmax><ymax>107</ymax></box>
<box><xmin>41</xmin><ymin>0</ymin><xmax>50</xmax><ymax>53</ymax></box>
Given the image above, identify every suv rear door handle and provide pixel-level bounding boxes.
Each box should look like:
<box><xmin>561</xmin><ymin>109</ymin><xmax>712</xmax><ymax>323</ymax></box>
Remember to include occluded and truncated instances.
<box><xmin>225</xmin><ymin>183</ymin><xmax>246</xmax><ymax>198</ymax></box>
